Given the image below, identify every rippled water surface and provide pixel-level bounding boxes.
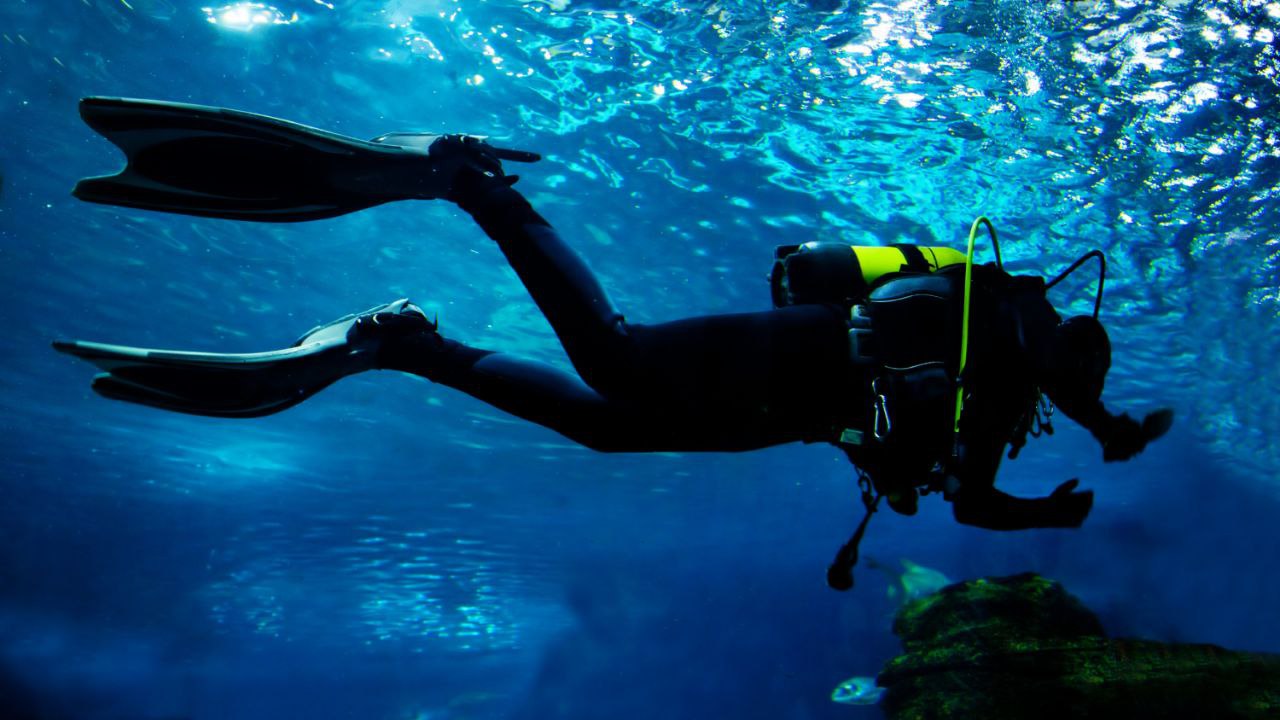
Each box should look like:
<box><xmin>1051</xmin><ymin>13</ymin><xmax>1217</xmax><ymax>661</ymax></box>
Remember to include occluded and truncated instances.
<box><xmin>1</xmin><ymin>1</ymin><xmax>1278</xmax><ymax>718</ymax></box>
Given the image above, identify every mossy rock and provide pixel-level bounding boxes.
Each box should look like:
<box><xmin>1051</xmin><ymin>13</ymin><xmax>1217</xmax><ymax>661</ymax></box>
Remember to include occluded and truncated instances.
<box><xmin>892</xmin><ymin>572</ymin><xmax>1103</xmax><ymax>654</ymax></box>
<box><xmin>876</xmin><ymin>573</ymin><xmax>1280</xmax><ymax>720</ymax></box>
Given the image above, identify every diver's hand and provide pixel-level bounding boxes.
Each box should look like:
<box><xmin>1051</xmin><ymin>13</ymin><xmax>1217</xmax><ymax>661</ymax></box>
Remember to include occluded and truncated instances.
<box><xmin>1102</xmin><ymin>408</ymin><xmax>1174</xmax><ymax>462</ymax></box>
<box><xmin>1048</xmin><ymin>478</ymin><xmax>1093</xmax><ymax>527</ymax></box>
<box><xmin>1142</xmin><ymin>408</ymin><xmax>1175</xmax><ymax>441</ymax></box>
<box><xmin>1050</xmin><ymin>478</ymin><xmax>1080</xmax><ymax>498</ymax></box>
<box><xmin>428</xmin><ymin>134</ymin><xmax>541</xmax><ymax>205</ymax></box>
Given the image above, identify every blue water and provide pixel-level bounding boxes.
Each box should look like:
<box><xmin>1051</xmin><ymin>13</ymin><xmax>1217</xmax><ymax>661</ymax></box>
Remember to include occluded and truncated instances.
<box><xmin>2</xmin><ymin>0</ymin><xmax>1279</xmax><ymax>718</ymax></box>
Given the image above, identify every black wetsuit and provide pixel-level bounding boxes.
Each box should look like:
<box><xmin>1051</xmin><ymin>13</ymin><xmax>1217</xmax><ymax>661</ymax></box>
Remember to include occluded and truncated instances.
<box><xmin>400</xmin><ymin>184</ymin><xmax>865</xmax><ymax>453</ymax></box>
<box><xmin>395</xmin><ymin>183</ymin><xmax>1127</xmax><ymax>530</ymax></box>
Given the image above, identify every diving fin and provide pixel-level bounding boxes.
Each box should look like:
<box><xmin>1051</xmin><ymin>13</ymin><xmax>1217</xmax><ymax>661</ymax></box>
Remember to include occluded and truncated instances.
<box><xmin>53</xmin><ymin>300</ymin><xmax>430</xmax><ymax>418</ymax></box>
<box><xmin>74</xmin><ymin>97</ymin><xmax>540</xmax><ymax>222</ymax></box>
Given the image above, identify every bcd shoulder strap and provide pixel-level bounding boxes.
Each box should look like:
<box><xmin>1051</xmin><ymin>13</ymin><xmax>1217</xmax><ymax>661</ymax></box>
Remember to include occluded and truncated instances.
<box><xmin>860</xmin><ymin>269</ymin><xmax>966</xmax><ymax>483</ymax></box>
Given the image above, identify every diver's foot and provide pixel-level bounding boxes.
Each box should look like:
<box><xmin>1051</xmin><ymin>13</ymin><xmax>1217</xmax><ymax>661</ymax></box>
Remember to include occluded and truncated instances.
<box><xmin>353</xmin><ymin>301</ymin><xmax>448</xmax><ymax>372</ymax></box>
<box><xmin>294</xmin><ymin>299</ymin><xmax>439</xmax><ymax>371</ymax></box>
<box><xmin>356</xmin><ymin>301</ymin><xmax>456</xmax><ymax>374</ymax></box>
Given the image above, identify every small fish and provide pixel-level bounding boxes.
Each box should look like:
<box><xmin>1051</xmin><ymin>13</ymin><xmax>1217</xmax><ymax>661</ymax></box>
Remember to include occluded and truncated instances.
<box><xmin>896</xmin><ymin>558</ymin><xmax>951</xmax><ymax>600</ymax></box>
<box><xmin>831</xmin><ymin>676</ymin><xmax>884</xmax><ymax>705</ymax></box>
<box><xmin>868</xmin><ymin>557</ymin><xmax>951</xmax><ymax>602</ymax></box>
<box><xmin>122</xmin><ymin>0</ymin><xmax>178</xmax><ymax>21</ymax></box>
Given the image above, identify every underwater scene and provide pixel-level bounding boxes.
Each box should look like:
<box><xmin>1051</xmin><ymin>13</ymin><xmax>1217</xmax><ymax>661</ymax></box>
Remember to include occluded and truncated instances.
<box><xmin>3</xmin><ymin>0</ymin><xmax>1280</xmax><ymax>717</ymax></box>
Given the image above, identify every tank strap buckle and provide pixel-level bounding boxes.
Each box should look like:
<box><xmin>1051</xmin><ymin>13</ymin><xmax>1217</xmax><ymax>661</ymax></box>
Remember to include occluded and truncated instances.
<box><xmin>873</xmin><ymin>378</ymin><xmax>892</xmax><ymax>441</ymax></box>
<box><xmin>848</xmin><ymin>304</ymin><xmax>875</xmax><ymax>365</ymax></box>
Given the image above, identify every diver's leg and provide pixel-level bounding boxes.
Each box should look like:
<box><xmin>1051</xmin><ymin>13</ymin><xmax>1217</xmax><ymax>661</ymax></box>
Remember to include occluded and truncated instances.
<box><xmin>439</xmin><ymin>178</ymin><xmax>855</xmax><ymax>448</ymax></box>
<box><xmin>456</xmin><ymin>186</ymin><xmax>855</xmax><ymax>415</ymax></box>
<box><xmin>453</xmin><ymin>184</ymin><xmax>632</xmax><ymax>394</ymax></box>
<box><xmin>382</xmin><ymin>333</ymin><xmax>678</xmax><ymax>452</ymax></box>
<box><xmin>382</xmin><ymin>300</ymin><xmax>855</xmax><ymax>452</ymax></box>
<box><xmin>620</xmin><ymin>305</ymin><xmax>854</xmax><ymax>426</ymax></box>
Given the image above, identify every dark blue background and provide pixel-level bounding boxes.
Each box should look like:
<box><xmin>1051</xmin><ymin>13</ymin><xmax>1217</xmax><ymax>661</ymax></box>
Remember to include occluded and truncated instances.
<box><xmin>1</xmin><ymin>0</ymin><xmax>1278</xmax><ymax>717</ymax></box>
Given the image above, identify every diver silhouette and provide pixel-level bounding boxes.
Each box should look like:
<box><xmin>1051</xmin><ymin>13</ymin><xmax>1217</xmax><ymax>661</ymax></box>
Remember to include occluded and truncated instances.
<box><xmin>56</xmin><ymin>99</ymin><xmax>1173</xmax><ymax>589</ymax></box>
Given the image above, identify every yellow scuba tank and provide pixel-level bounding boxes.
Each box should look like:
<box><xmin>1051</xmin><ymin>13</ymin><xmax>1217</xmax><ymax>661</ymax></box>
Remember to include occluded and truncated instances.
<box><xmin>822</xmin><ymin>219</ymin><xmax>1010</xmax><ymax>592</ymax></box>
<box><xmin>770</xmin><ymin>242</ymin><xmax>967</xmax><ymax>308</ymax></box>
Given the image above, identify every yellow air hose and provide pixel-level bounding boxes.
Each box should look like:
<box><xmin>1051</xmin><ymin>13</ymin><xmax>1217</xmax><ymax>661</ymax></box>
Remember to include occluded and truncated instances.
<box><xmin>954</xmin><ymin>216</ymin><xmax>998</xmax><ymax>435</ymax></box>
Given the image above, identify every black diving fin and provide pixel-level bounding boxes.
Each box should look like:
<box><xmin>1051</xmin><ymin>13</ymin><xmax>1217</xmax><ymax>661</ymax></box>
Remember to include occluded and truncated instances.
<box><xmin>74</xmin><ymin>97</ymin><xmax>540</xmax><ymax>223</ymax></box>
<box><xmin>53</xmin><ymin>300</ymin><xmax>430</xmax><ymax>418</ymax></box>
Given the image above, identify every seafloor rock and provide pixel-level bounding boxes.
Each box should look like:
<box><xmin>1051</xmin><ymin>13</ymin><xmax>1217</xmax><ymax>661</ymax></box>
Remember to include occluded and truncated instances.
<box><xmin>876</xmin><ymin>572</ymin><xmax>1280</xmax><ymax>720</ymax></box>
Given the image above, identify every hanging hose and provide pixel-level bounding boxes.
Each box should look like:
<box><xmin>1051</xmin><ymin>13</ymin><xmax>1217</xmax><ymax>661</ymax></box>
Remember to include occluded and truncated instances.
<box><xmin>1046</xmin><ymin>249</ymin><xmax>1107</xmax><ymax>319</ymax></box>
<box><xmin>826</xmin><ymin>492</ymin><xmax>880</xmax><ymax>591</ymax></box>
<box><xmin>954</xmin><ymin>217</ymin><xmax>1002</xmax><ymax>435</ymax></box>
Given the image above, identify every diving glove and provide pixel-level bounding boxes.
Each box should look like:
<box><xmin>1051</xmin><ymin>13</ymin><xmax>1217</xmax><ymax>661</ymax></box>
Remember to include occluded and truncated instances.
<box><xmin>1048</xmin><ymin>478</ymin><xmax>1094</xmax><ymax>527</ymax></box>
<box><xmin>1102</xmin><ymin>408</ymin><xmax>1174</xmax><ymax>462</ymax></box>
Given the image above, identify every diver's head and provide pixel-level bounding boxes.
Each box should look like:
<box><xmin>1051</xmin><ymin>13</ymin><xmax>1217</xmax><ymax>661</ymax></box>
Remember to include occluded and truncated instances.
<box><xmin>1048</xmin><ymin>315</ymin><xmax>1111</xmax><ymax>401</ymax></box>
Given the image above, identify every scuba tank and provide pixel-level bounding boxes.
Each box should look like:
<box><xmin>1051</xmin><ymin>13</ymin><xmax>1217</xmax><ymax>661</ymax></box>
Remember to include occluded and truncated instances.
<box><xmin>770</xmin><ymin>242</ymin><xmax>967</xmax><ymax>309</ymax></box>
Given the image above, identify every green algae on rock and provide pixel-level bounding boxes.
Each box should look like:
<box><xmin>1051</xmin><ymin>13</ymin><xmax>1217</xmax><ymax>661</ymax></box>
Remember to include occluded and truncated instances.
<box><xmin>876</xmin><ymin>573</ymin><xmax>1280</xmax><ymax>720</ymax></box>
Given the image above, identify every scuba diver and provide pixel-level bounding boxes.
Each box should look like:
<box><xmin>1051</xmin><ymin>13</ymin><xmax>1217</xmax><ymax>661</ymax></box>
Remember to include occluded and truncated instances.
<box><xmin>55</xmin><ymin>98</ymin><xmax>1173</xmax><ymax>589</ymax></box>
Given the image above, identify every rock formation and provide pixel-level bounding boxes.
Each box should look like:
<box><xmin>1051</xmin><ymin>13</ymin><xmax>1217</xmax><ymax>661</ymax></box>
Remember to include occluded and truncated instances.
<box><xmin>876</xmin><ymin>573</ymin><xmax>1280</xmax><ymax>719</ymax></box>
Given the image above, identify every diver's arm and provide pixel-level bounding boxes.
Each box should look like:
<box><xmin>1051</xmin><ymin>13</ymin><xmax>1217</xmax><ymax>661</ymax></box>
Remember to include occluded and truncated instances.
<box><xmin>1052</xmin><ymin>394</ymin><xmax>1174</xmax><ymax>463</ymax></box>
<box><xmin>948</xmin><ymin>434</ymin><xmax>1094</xmax><ymax>530</ymax></box>
<box><xmin>1054</xmin><ymin>396</ymin><xmax>1126</xmax><ymax>455</ymax></box>
<box><xmin>1009</xmin><ymin>279</ymin><xmax>1172</xmax><ymax>463</ymax></box>
<box><xmin>951</xmin><ymin>480</ymin><xmax>1093</xmax><ymax>530</ymax></box>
